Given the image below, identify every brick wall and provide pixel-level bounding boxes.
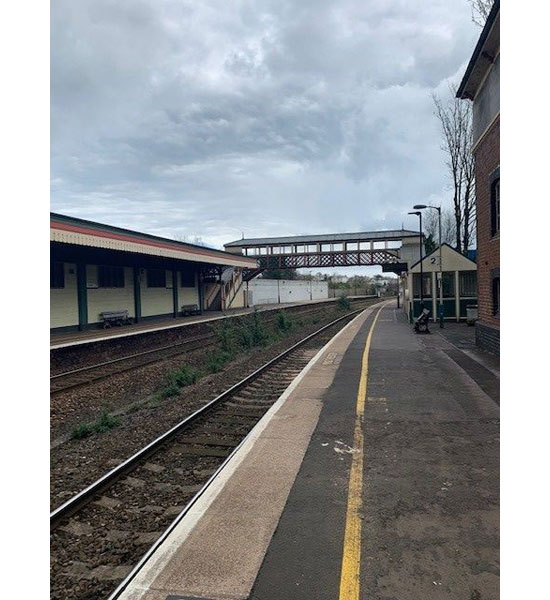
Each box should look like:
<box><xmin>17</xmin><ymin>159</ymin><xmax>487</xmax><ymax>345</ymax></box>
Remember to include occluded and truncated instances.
<box><xmin>474</xmin><ymin>116</ymin><xmax>500</xmax><ymax>350</ymax></box>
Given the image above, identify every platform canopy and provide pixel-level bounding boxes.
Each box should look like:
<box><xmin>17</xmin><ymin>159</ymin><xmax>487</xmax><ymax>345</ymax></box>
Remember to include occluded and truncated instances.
<box><xmin>51</xmin><ymin>213</ymin><xmax>257</xmax><ymax>269</ymax></box>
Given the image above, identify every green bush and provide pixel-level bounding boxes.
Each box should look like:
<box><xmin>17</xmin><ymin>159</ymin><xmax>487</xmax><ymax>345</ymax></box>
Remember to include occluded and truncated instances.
<box><xmin>250</xmin><ymin>309</ymin><xmax>270</xmax><ymax>345</ymax></box>
<box><xmin>213</xmin><ymin>320</ymin><xmax>239</xmax><ymax>354</ymax></box>
<box><xmin>206</xmin><ymin>349</ymin><xmax>233</xmax><ymax>373</ymax></box>
<box><xmin>95</xmin><ymin>411</ymin><xmax>121</xmax><ymax>433</ymax></box>
<box><xmin>159</xmin><ymin>381</ymin><xmax>180</xmax><ymax>399</ymax></box>
<box><xmin>337</xmin><ymin>295</ymin><xmax>351</xmax><ymax>311</ymax></box>
<box><xmin>276</xmin><ymin>310</ymin><xmax>293</xmax><ymax>333</ymax></box>
<box><xmin>71</xmin><ymin>410</ymin><xmax>121</xmax><ymax>440</ymax></box>
<box><xmin>71</xmin><ymin>423</ymin><xmax>94</xmax><ymax>440</ymax></box>
<box><xmin>171</xmin><ymin>364</ymin><xmax>200</xmax><ymax>387</ymax></box>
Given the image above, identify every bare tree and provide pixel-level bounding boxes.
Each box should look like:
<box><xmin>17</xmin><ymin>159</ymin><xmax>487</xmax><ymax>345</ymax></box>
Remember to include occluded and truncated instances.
<box><xmin>424</xmin><ymin>208</ymin><xmax>457</xmax><ymax>247</ymax></box>
<box><xmin>432</xmin><ymin>84</ymin><xmax>476</xmax><ymax>253</ymax></box>
<box><xmin>468</xmin><ymin>0</ymin><xmax>494</xmax><ymax>27</ymax></box>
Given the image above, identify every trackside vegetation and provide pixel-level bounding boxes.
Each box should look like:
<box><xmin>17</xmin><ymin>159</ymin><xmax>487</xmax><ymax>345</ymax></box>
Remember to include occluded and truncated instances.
<box><xmin>71</xmin><ymin>301</ymin><xmax>355</xmax><ymax>439</ymax></box>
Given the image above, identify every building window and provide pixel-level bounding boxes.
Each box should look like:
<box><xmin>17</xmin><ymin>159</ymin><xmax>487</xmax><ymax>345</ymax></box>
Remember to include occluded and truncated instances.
<box><xmin>441</xmin><ymin>272</ymin><xmax>455</xmax><ymax>298</ymax></box>
<box><xmin>490</xmin><ymin>169</ymin><xmax>500</xmax><ymax>236</ymax></box>
<box><xmin>492</xmin><ymin>277</ymin><xmax>500</xmax><ymax>316</ymax></box>
<box><xmin>180</xmin><ymin>270</ymin><xmax>195</xmax><ymax>288</ymax></box>
<box><xmin>147</xmin><ymin>268</ymin><xmax>166</xmax><ymax>288</ymax></box>
<box><xmin>413</xmin><ymin>273</ymin><xmax>432</xmax><ymax>298</ymax></box>
<box><xmin>459</xmin><ymin>271</ymin><xmax>477</xmax><ymax>297</ymax></box>
<box><xmin>51</xmin><ymin>262</ymin><xmax>64</xmax><ymax>289</ymax></box>
<box><xmin>98</xmin><ymin>265</ymin><xmax>125</xmax><ymax>288</ymax></box>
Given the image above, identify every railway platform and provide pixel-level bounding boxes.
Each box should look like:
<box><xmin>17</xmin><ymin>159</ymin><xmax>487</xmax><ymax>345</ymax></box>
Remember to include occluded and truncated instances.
<box><xmin>50</xmin><ymin>297</ymin><xmax>358</xmax><ymax>350</ymax></box>
<box><xmin>116</xmin><ymin>301</ymin><xmax>499</xmax><ymax>600</ymax></box>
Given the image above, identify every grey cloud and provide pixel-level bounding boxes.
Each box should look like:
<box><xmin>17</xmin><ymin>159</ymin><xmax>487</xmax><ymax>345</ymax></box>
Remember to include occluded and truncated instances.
<box><xmin>51</xmin><ymin>0</ymin><xmax>478</xmax><ymax>270</ymax></box>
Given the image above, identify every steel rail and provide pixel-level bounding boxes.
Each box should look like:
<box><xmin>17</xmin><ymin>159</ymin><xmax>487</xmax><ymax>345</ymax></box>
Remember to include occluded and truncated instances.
<box><xmin>50</xmin><ymin>306</ymin><xmax>367</xmax><ymax>529</ymax></box>
<box><xmin>50</xmin><ymin>332</ymin><xmax>216</xmax><ymax>380</ymax></box>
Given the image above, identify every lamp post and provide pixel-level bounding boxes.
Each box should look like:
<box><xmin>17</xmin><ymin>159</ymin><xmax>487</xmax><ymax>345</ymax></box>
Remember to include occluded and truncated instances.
<box><xmin>408</xmin><ymin>211</ymin><xmax>424</xmax><ymax>312</ymax></box>
<box><xmin>414</xmin><ymin>204</ymin><xmax>443</xmax><ymax>328</ymax></box>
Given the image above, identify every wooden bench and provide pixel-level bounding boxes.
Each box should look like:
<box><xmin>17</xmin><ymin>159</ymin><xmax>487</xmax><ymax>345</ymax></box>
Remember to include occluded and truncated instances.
<box><xmin>181</xmin><ymin>304</ymin><xmax>201</xmax><ymax>316</ymax></box>
<box><xmin>101</xmin><ymin>310</ymin><xmax>131</xmax><ymax>328</ymax></box>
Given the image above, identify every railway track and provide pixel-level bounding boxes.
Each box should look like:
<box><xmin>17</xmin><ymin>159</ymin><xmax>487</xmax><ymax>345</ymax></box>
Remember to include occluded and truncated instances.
<box><xmin>50</xmin><ymin>306</ymin><xmax>369</xmax><ymax>600</ymax></box>
<box><xmin>50</xmin><ymin>299</ymin><xmax>368</xmax><ymax>395</ymax></box>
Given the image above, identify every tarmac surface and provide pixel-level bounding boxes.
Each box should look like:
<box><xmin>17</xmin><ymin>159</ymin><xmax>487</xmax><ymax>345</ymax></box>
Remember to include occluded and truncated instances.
<box><xmin>118</xmin><ymin>301</ymin><xmax>499</xmax><ymax>600</ymax></box>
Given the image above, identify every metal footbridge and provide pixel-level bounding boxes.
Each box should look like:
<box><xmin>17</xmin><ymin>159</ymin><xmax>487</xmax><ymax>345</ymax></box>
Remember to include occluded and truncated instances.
<box><xmin>224</xmin><ymin>229</ymin><xmax>423</xmax><ymax>280</ymax></box>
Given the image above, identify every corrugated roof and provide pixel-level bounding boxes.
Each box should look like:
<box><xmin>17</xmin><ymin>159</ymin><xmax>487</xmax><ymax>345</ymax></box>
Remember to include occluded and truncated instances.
<box><xmin>50</xmin><ymin>213</ymin><xmax>257</xmax><ymax>268</ymax></box>
<box><xmin>225</xmin><ymin>229</ymin><xmax>421</xmax><ymax>248</ymax></box>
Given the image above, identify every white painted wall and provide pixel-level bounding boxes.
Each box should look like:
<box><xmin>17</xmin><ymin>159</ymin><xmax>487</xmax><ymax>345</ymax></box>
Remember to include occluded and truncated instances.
<box><xmin>140</xmin><ymin>269</ymin><xmax>173</xmax><ymax>317</ymax></box>
<box><xmin>247</xmin><ymin>279</ymin><xmax>328</xmax><ymax>305</ymax></box>
<box><xmin>178</xmin><ymin>271</ymin><xmax>199</xmax><ymax>308</ymax></box>
<box><xmin>50</xmin><ymin>262</ymin><xmax>79</xmax><ymax>328</ymax></box>
<box><xmin>87</xmin><ymin>266</ymin><xmax>135</xmax><ymax>323</ymax></box>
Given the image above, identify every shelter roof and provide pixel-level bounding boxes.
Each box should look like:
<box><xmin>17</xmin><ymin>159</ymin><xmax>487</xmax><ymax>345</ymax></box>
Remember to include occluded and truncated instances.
<box><xmin>50</xmin><ymin>213</ymin><xmax>257</xmax><ymax>268</ymax></box>
<box><xmin>225</xmin><ymin>229</ymin><xmax>421</xmax><ymax>248</ymax></box>
<box><xmin>409</xmin><ymin>243</ymin><xmax>477</xmax><ymax>273</ymax></box>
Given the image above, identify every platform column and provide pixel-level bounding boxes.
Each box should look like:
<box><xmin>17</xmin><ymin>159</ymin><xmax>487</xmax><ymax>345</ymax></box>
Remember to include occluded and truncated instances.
<box><xmin>172</xmin><ymin>269</ymin><xmax>179</xmax><ymax>318</ymax></box>
<box><xmin>455</xmin><ymin>270</ymin><xmax>460</xmax><ymax>322</ymax></box>
<box><xmin>432</xmin><ymin>273</ymin><xmax>437</xmax><ymax>322</ymax></box>
<box><xmin>133</xmin><ymin>267</ymin><xmax>141</xmax><ymax>323</ymax></box>
<box><xmin>76</xmin><ymin>262</ymin><xmax>88</xmax><ymax>331</ymax></box>
<box><xmin>198</xmin><ymin>271</ymin><xmax>204</xmax><ymax>313</ymax></box>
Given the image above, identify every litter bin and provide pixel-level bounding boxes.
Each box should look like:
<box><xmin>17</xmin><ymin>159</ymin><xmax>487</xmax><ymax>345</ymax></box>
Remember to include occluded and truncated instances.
<box><xmin>466</xmin><ymin>305</ymin><xmax>478</xmax><ymax>326</ymax></box>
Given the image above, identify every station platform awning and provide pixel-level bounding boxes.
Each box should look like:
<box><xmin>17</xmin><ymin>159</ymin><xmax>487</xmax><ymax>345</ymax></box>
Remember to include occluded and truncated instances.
<box><xmin>51</xmin><ymin>213</ymin><xmax>257</xmax><ymax>269</ymax></box>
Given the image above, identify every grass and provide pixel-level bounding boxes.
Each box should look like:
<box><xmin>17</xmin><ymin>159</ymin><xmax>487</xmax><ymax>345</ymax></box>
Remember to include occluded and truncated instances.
<box><xmin>159</xmin><ymin>364</ymin><xmax>202</xmax><ymax>398</ymax></box>
<box><xmin>71</xmin><ymin>411</ymin><xmax>121</xmax><ymax>440</ymax></box>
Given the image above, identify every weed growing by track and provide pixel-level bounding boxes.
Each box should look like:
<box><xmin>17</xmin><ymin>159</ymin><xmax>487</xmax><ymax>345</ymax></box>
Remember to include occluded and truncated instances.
<box><xmin>71</xmin><ymin>411</ymin><xmax>121</xmax><ymax>440</ymax></box>
<box><xmin>153</xmin><ymin>307</ymin><xmax>301</xmax><ymax>400</ymax></box>
<box><xmin>337</xmin><ymin>295</ymin><xmax>351</xmax><ymax>310</ymax></box>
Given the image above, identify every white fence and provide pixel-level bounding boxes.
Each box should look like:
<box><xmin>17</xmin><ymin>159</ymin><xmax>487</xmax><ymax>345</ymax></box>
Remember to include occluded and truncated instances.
<box><xmin>247</xmin><ymin>279</ymin><xmax>328</xmax><ymax>306</ymax></box>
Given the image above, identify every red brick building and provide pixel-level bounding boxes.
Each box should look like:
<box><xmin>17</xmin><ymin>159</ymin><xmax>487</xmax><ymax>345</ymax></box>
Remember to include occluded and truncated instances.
<box><xmin>457</xmin><ymin>1</ymin><xmax>500</xmax><ymax>354</ymax></box>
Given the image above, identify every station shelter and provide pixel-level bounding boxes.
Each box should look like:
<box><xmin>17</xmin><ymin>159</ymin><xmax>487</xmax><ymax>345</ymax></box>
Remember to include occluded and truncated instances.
<box><xmin>50</xmin><ymin>213</ymin><xmax>257</xmax><ymax>332</ymax></box>
<box><xmin>400</xmin><ymin>243</ymin><xmax>477</xmax><ymax>322</ymax></box>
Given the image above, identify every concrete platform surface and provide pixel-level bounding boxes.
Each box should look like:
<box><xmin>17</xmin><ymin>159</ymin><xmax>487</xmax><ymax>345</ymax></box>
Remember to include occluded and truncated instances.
<box><xmin>117</xmin><ymin>300</ymin><xmax>499</xmax><ymax>600</ymax></box>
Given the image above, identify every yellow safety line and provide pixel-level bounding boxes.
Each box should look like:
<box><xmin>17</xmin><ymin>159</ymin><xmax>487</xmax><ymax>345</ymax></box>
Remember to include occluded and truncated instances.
<box><xmin>338</xmin><ymin>305</ymin><xmax>384</xmax><ymax>600</ymax></box>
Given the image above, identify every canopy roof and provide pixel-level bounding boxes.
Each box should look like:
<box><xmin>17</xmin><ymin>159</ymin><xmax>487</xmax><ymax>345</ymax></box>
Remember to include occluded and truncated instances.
<box><xmin>51</xmin><ymin>213</ymin><xmax>257</xmax><ymax>268</ymax></box>
<box><xmin>225</xmin><ymin>229</ymin><xmax>421</xmax><ymax>248</ymax></box>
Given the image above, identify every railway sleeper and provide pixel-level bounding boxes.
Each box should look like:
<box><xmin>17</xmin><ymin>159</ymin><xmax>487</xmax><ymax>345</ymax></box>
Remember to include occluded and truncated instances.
<box><xmin>173</xmin><ymin>445</ymin><xmax>230</xmax><ymax>458</ymax></box>
<box><xmin>178</xmin><ymin>435</ymin><xmax>240</xmax><ymax>447</ymax></box>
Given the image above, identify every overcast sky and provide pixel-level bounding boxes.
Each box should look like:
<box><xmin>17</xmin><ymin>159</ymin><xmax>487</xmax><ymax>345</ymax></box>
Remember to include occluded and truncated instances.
<box><xmin>51</xmin><ymin>0</ymin><xmax>479</xmax><ymax>265</ymax></box>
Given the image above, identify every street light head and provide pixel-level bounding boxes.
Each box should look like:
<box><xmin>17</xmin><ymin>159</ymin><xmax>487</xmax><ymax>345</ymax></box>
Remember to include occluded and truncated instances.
<box><xmin>408</xmin><ymin>211</ymin><xmax>421</xmax><ymax>216</ymax></box>
<box><xmin>413</xmin><ymin>204</ymin><xmax>427</xmax><ymax>209</ymax></box>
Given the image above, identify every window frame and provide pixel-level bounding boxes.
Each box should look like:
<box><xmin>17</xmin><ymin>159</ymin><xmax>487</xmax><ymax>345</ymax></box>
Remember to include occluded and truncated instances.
<box><xmin>50</xmin><ymin>261</ymin><xmax>65</xmax><ymax>289</ymax></box>
<box><xmin>98</xmin><ymin>265</ymin><xmax>125</xmax><ymax>288</ymax></box>
<box><xmin>492</xmin><ymin>269</ymin><xmax>500</xmax><ymax>316</ymax></box>
<box><xmin>180</xmin><ymin>270</ymin><xmax>195</xmax><ymax>288</ymax></box>
<box><xmin>147</xmin><ymin>268</ymin><xmax>167</xmax><ymax>288</ymax></box>
<box><xmin>413</xmin><ymin>273</ymin><xmax>432</xmax><ymax>298</ymax></box>
<box><xmin>490</xmin><ymin>167</ymin><xmax>500</xmax><ymax>237</ymax></box>
<box><xmin>459</xmin><ymin>271</ymin><xmax>477</xmax><ymax>297</ymax></box>
<box><xmin>441</xmin><ymin>271</ymin><xmax>455</xmax><ymax>298</ymax></box>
